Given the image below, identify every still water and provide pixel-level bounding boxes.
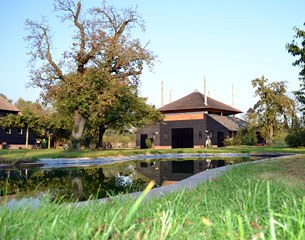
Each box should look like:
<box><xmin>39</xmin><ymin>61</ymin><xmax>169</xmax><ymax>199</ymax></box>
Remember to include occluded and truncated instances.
<box><xmin>0</xmin><ymin>156</ymin><xmax>257</xmax><ymax>205</ymax></box>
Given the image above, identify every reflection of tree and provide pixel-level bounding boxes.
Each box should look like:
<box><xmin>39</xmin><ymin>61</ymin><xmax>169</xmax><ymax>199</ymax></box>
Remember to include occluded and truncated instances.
<box><xmin>0</xmin><ymin>163</ymin><xmax>149</xmax><ymax>203</ymax></box>
<box><xmin>0</xmin><ymin>157</ymin><xmax>252</xmax><ymax>202</ymax></box>
<box><xmin>98</xmin><ymin>168</ymin><xmax>105</xmax><ymax>181</ymax></box>
<box><xmin>72</xmin><ymin>177</ymin><xmax>85</xmax><ymax>201</ymax></box>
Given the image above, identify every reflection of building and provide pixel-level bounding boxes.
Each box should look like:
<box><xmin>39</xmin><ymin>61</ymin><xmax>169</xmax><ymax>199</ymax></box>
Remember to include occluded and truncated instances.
<box><xmin>0</xmin><ymin>96</ymin><xmax>36</xmax><ymax>149</ymax></box>
<box><xmin>136</xmin><ymin>91</ymin><xmax>247</xmax><ymax>149</ymax></box>
<box><xmin>135</xmin><ymin>159</ymin><xmax>225</xmax><ymax>186</ymax></box>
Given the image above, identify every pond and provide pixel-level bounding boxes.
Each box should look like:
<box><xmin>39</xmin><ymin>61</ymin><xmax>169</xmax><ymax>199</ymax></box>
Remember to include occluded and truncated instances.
<box><xmin>0</xmin><ymin>154</ymin><xmax>265</xmax><ymax>206</ymax></box>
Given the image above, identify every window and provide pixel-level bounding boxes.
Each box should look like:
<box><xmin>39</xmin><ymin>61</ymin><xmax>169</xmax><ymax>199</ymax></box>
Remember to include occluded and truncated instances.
<box><xmin>19</xmin><ymin>128</ymin><xmax>23</xmax><ymax>135</ymax></box>
<box><xmin>5</xmin><ymin>128</ymin><xmax>11</xmax><ymax>134</ymax></box>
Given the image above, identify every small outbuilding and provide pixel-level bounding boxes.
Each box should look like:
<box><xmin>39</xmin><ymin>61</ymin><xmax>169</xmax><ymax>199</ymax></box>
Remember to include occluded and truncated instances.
<box><xmin>136</xmin><ymin>91</ymin><xmax>247</xmax><ymax>149</ymax></box>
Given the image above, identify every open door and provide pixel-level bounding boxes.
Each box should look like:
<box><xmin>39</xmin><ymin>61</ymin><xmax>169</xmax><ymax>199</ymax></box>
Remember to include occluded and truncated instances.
<box><xmin>217</xmin><ymin>131</ymin><xmax>225</xmax><ymax>147</ymax></box>
<box><xmin>140</xmin><ymin>134</ymin><xmax>148</xmax><ymax>149</ymax></box>
<box><xmin>172</xmin><ymin>128</ymin><xmax>194</xmax><ymax>148</ymax></box>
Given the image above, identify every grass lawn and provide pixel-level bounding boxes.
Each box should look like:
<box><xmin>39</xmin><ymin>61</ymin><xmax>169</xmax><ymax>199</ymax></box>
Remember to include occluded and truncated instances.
<box><xmin>0</xmin><ymin>154</ymin><xmax>304</xmax><ymax>239</ymax></box>
<box><xmin>1</xmin><ymin>145</ymin><xmax>305</xmax><ymax>161</ymax></box>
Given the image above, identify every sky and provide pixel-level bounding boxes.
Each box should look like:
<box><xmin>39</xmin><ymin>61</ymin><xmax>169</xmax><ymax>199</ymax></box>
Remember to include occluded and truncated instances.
<box><xmin>1</xmin><ymin>0</ymin><xmax>305</xmax><ymax>114</ymax></box>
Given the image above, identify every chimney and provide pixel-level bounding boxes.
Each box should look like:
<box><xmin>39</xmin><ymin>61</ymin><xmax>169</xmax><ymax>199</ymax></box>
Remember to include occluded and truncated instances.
<box><xmin>161</xmin><ymin>81</ymin><xmax>164</xmax><ymax>107</ymax></box>
<box><xmin>232</xmin><ymin>83</ymin><xmax>235</xmax><ymax>107</ymax></box>
<box><xmin>204</xmin><ymin>76</ymin><xmax>208</xmax><ymax>106</ymax></box>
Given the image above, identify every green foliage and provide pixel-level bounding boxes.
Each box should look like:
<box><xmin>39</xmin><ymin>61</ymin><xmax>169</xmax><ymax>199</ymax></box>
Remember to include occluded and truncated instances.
<box><xmin>223</xmin><ymin>137</ymin><xmax>235</xmax><ymax>146</ymax></box>
<box><xmin>272</xmin><ymin>129</ymin><xmax>288</xmax><ymax>146</ymax></box>
<box><xmin>249</xmin><ymin>76</ymin><xmax>295</xmax><ymax>145</ymax></box>
<box><xmin>285</xmin><ymin>128</ymin><xmax>305</xmax><ymax>147</ymax></box>
<box><xmin>0</xmin><ymin>99</ymin><xmax>72</xmax><ymax>147</ymax></box>
<box><xmin>239</xmin><ymin>128</ymin><xmax>258</xmax><ymax>145</ymax></box>
<box><xmin>103</xmin><ymin>130</ymin><xmax>135</xmax><ymax>148</ymax></box>
<box><xmin>145</xmin><ymin>138</ymin><xmax>152</xmax><ymax>148</ymax></box>
<box><xmin>287</xmin><ymin>23</ymin><xmax>305</xmax><ymax>111</ymax></box>
<box><xmin>224</xmin><ymin>129</ymin><xmax>257</xmax><ymax>146</ymax></box>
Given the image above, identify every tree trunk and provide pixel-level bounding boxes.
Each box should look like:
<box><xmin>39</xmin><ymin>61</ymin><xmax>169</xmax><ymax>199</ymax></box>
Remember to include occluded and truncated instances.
<box><xmin>47</xmin><ymin>132</ymin><xmax>51</xmax><ymax>149</ymax></box>
<box><xmin>25</xmin><ymin>126</ymin><xmax>29</xmax><ymax>149</ymax></box>
<box><xmin>71</xmin><ymin>110</ymin><xmax>86</xmax><ymax>150</ymax></box>
<box><xmin>96</xmin><ymin>126</ymin><xmax>106</xmax><ymax>149</ymax></box>
<box><xmin>98</xmin><ymin>168</ymin><xmax>105</xmax><ymax>181</ymax></box>
<box><xmin>268</xmin><ymin>123</ymin><xmax>273</xmax><ymax>145</ymax></box>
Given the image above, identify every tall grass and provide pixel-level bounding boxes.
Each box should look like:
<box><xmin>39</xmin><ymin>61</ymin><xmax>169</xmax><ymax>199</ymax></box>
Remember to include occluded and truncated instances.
<box><xmin>0</xmin><ymin>159</ymin><xmax>304</xmax><ymax>239</ymax></box>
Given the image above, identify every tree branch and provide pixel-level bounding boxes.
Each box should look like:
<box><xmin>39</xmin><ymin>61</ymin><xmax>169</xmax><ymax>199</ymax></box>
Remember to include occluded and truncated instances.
<box><xmin>42</xmin><ymin>27</ymin><xmax>65</xmax><ymax>80</ymax></box>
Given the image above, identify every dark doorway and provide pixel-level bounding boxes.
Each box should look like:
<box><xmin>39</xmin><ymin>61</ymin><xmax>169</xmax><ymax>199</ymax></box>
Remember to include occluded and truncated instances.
<box><xmin>217</xmin><ymin>131</ymin><xmax>225</xmax><ymax>147</ymax></box>
<box><xmin>172</xmin><ymin>160</ymin><xmax>194</xmax><ymax>173</ymax></box>
<box><xmin>140</xmin><ymin>134</ymin><xmax>148</xmax><ymax>149</ymax></box>
<box><xmin>171</xmin><ymin>128</ymin><xmax>194</xmax><ymax>148</ymax></box>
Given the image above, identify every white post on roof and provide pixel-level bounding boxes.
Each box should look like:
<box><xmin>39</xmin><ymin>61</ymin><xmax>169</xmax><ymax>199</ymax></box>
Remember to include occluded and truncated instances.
<box><xmin>169</xmin><ymin>89</ymin><xmax>172</xmax><ymax>103</ymax></box>
<box><xmin>161</xmin><ymin>81</ymin><xmax>164</xmax><ymax>107</ymax></box>
<box><xmin>232</xmin><ymin>83</ymin><xmax>235</xmax><ymax>107</ymax></box>
<box><xmin>204</xmin><ymin>76</ymin><xmax>208</xmax><ymax>106</ymax></box>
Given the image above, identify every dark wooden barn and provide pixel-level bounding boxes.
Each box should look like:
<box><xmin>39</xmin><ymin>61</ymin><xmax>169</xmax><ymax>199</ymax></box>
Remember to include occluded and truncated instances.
<box><xmin>0</xmin><ymin>96</ymin><xmax>36</xmax><ymax>149</ymax></box>
<box><xmin>136</xmin><ymin>91</ymin><xmax>247</xmax><ymax>149</ymax></box>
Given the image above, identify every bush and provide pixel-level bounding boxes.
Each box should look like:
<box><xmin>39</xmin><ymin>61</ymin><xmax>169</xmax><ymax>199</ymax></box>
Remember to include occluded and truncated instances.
<box><xmin>272</xmin><ymin>129</ymin><xmax>289</xmax><ymax>146</ymax></box>
<box><xmin>145</xmin><ymin>138</ymin><xmax>152</xmax><ymax>148</ymax></box>
<box><xmin>241</xmin><ymin>129</ymin><xmax>257</xmax><ymax>145</ymax></box>
<box><xmin>285</xmin><ymin>129</ymin><xmax>305</xmax><ymax>147</ymax></box>
<box><xmin>223</xmin><ymin>137</ymin><xmax>235</xmax><ymax>146</ymax></box>
<box><xmin>226</xmin><ymin>129</ymin><xmax>257</xmax><ymax>146</ymax></box>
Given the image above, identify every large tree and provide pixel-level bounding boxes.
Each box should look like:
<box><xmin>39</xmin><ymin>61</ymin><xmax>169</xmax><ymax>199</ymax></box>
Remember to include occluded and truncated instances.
<box><xmin>25</xmin><ymin>0</ymin><xmax>156</xmax><ymax>148</ymax></box>
<box><xmin>86</xmin><ymin>83</ymin><xmax>161</xmax><ymax>148</ymax></box>
<box><xmin>286</xmin><ymin>23</ymin><xmax>305</xmax><ymax>111</ymax></box>
<box><xmin>54</xmin><ymin>68</ymin><xmax>161</xmax><ymax>148</ymax></box>
<box><xmin>250</xmin><ymin>76</ymin><xmax>296</xmax><ymax>145</ymax></box>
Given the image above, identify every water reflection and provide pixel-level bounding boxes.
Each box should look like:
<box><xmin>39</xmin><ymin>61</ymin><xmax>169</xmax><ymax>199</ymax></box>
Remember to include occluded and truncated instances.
<box><xmin>0</xmin><ymin>164</ymin><xmax>149</xmax><ymax>204</ymax></box>
<box><xmin>0</xmin><ymin>157</ymin><xmax>251</xmax><ymax>205</ymax></box>
<box><xmin>136</xmin><ymin>159</ymin><xmax>226</xmax><ymax>186</ymax></box>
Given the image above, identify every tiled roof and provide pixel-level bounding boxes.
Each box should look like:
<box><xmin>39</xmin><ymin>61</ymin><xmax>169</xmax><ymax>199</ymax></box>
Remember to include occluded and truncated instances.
<box><xmin>208</xmin><ymin>114</ymin><xmax>248</xmax><ymax>131</ymax></box>
<box><xmin>0</xmin><ymin>96</ymin><xmax>19</xmax><ymax>112</ymax></box>
<box><xmin>159</xmin><ymin>91</ymin><xmax>242</xmax><ymax>114</ymax></box>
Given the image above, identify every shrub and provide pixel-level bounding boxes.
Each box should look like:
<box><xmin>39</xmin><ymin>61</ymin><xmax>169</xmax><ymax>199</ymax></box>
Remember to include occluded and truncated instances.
<box><xmin>145</xmin><ymin>138</ymin><xmax>152</xmax><ymax>148</ymax></box>
<box><xmin>223</xmin><ymin>137</ymin><xmax>235</xmax><ymax>146</ymax></box>
<box><xmin>241</xmin><ymin>129</ymin><xmax>257</xmax><ymax>145</ymax></box>
<box><xmin>285</xmin><ymin>129</ymin><xmax>305</xmax><ymax>147</ymax></box>
<box><xmin>272</xmin><ymin>129</ymin><xmax>289</xmax><ymax>146</ymax></box>
<box><xmin>226</xmin><ymin>129</ymin><xmax>257</xmax><ymax>146</ymax></box>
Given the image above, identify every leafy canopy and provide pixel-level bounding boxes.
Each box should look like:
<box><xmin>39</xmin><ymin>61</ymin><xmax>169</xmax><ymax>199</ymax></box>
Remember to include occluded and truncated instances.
<box><xmin>248</xmin><ymin>76</ymin><xmax>295</xmax><ymax>145</ymax></box>
<box><xmin>25</xmin><ymin>0</ymin><xmax>160</xmax><ymax>146</ymax></box>
<box><xmin>287</xmin><ymin>23</ymin><xmax>305</xmax><ymax>111</ymax></box>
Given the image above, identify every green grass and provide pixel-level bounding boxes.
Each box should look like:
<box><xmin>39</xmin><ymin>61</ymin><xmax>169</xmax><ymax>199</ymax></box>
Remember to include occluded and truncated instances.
<box><xmin>1</xmin><ymin>156</ymin><xmax>304</xmax><ymax>239</ymax></box>
<box><xmin>1</xmin><ymin>145</ymin><xmax>305</xmax><ymax>162</ymax></box>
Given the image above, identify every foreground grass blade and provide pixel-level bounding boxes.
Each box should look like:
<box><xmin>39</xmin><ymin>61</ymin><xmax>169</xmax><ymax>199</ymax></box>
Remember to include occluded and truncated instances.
<box><xmin>124</xmin><ymin>180</ymin><xmax>155</xmax><ymax>227</ymax></box>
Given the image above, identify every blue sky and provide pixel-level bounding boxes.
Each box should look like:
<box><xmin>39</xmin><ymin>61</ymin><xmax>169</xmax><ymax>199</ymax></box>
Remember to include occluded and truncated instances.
<box><xmin>1</xmin><ymin>0</ymin><xmax>305</xmax><ymax>113</ymax></box>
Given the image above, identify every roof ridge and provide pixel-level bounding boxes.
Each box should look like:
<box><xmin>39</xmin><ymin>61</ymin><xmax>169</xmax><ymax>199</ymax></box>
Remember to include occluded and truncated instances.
<box><xmin>0</xmin><ymin>96</ymin><xmax>20</xmax><ymax>112</ymax></box>
<box><xmin>159</xmin><ymin>91</ymin><xmax>242</xmax><ymax>114</ymax></box>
